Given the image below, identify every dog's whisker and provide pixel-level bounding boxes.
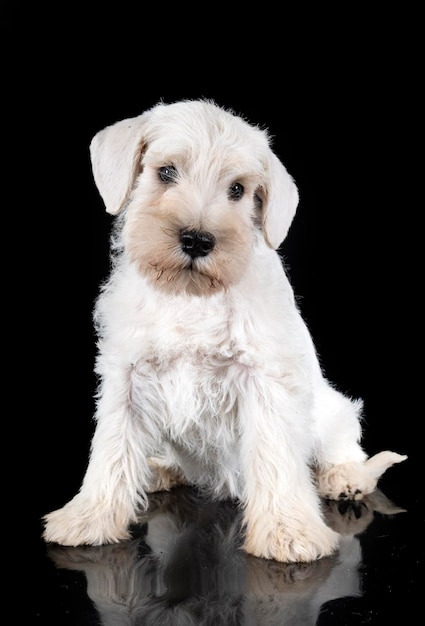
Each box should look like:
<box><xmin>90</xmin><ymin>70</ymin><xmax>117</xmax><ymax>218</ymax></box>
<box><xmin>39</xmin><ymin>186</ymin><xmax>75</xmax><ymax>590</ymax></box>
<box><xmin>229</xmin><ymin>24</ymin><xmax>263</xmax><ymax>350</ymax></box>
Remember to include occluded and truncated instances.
<box><xmin>161</xmin><ymin>226</ymin><xmax>180</xmax><ymax>238</ymax></box>
<box><xmin>149</xmin><ymin>263</ymin><xmax>164</xmax><ymax>281</ymax></box>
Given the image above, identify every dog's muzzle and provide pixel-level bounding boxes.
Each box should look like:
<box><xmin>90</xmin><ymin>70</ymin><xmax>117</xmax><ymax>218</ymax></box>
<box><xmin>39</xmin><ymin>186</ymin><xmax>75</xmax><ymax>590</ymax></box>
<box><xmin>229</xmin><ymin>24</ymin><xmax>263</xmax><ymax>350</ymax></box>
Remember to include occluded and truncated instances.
<box><xmin>180</xmin><ymin>229</ymin><xmax>216</xmax><ymax>259</ymax></box>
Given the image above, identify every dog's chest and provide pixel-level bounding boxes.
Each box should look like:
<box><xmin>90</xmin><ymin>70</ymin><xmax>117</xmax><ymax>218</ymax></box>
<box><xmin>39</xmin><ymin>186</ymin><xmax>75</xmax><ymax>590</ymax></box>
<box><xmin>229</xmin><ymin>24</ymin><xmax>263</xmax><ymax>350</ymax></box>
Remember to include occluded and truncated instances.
<box><xmin>132</xmin><ymin>291</ymin><xmax>244</xmax><ymax>359</ymax></box>
<box><xmin>131</xmin><ymin>345</ymin><xmax>240</xmax><ymax>454</ymax></box>
<box><xmin>128</xmin><ymin>296</ymin><xmax>251</xmax><ymax>428</ymax></box>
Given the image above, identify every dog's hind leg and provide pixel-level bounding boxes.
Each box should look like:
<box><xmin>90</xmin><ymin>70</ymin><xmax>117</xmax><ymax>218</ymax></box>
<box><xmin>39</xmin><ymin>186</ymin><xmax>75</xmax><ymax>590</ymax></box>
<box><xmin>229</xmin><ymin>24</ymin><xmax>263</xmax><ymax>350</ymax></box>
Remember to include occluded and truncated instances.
<box><xmin>312</xmin><ymin>381</ymin><xmax>407</xmax><ymax>500</ymax></box>
<box><xmin>146</xmin><ymin>457</ymin><xmax>188</xmax><ymax>492</ymax></box>
<box><xmin>316</xmin><ymin>451</ymin><xmax>407</xmax><ymax>501</ymax></box>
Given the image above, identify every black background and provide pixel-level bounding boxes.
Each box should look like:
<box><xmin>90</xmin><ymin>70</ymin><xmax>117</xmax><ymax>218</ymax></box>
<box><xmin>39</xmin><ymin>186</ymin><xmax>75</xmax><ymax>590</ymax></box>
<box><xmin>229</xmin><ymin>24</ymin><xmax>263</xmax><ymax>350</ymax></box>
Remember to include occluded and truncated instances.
<box><xmin>4</xmin><ymin>5</ymin><xmax>422</xmax><ymax>623</ymax></box>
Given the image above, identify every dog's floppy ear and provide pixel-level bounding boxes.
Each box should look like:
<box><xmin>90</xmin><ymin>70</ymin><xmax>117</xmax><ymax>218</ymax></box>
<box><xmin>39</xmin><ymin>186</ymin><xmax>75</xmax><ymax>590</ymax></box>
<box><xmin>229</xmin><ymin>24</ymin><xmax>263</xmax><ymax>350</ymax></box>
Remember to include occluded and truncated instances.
<box><xmin>262</xmin><ymin>151</ymin><xmax>299</xmax><ymax>249</ymax></box>
<box><xmin>90</xmin><ymin>112</ymin><xmax>152</xmax><ymax>215</ymax></box>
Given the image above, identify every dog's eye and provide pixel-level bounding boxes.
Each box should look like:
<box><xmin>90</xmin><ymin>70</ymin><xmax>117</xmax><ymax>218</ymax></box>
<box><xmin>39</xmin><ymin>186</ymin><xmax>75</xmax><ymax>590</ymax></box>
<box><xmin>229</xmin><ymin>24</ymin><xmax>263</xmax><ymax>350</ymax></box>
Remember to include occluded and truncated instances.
<box><xmin>229</xmin><ymin>182</ymin><xmax>244</xmax><ymax>201</ymax></box>
<box><xmin>158</xmin><ymin>165</ymin><xmax>178</xmax><ymax>183</ymax></box>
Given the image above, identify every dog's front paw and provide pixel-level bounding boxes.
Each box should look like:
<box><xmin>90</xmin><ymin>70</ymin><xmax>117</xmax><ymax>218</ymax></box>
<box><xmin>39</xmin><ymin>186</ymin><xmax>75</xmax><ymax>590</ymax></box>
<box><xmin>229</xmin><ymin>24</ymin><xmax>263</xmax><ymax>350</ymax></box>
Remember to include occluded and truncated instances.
<box><xmin>42</xmin><ymin>497</ymin><xmax>133</xmax><ymax>546</ymax></box>
<box><xmin>243</xmin><ymin>518</ymin><xmax>340</xmax><ymax>563</ymax></box>
<box><xmin>316</xmin><ymin>451</ymin><xmax>408</xmax><ymax>501</ymax></box>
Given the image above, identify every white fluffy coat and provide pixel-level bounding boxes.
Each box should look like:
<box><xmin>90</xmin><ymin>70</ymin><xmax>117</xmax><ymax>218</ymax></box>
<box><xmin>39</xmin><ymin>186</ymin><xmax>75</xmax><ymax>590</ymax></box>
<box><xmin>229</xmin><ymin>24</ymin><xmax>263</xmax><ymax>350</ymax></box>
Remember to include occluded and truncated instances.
<box><xmin>43</xmin><ymin>99</ymin><xmax>406</xmax><ymax>562</ymax></box>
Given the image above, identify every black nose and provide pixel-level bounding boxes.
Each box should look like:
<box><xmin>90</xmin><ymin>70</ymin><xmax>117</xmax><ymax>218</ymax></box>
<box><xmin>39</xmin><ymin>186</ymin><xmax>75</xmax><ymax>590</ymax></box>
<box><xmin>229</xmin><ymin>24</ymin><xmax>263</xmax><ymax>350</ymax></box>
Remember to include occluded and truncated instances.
<box><xmin>180</xmin><ymin>230</ymin><xmax>216</xmax><ymax>258</ymax></box>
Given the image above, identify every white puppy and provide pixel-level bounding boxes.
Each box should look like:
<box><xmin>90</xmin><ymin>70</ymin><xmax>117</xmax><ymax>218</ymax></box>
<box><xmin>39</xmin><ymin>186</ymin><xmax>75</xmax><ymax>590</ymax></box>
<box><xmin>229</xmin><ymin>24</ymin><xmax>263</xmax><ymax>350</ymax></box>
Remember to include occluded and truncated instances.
<box><xmin>43</xmin><ymin>99</ymin><xmax>406</xmax><ymax>562</ymax></box>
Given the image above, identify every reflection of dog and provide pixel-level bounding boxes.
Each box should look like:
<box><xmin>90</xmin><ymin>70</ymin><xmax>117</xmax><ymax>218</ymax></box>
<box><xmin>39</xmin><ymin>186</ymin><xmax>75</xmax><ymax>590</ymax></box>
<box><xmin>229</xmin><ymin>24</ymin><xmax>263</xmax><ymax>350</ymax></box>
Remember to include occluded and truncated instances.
<box><xmin>48</xmin><ymin>487</ymin><xmax>405</xmax><ymax>625</ymax></box>
<box><xmin>42</xmin><ymin>99</ymin><xmax>406</xmax><ymax>562</ymax></box>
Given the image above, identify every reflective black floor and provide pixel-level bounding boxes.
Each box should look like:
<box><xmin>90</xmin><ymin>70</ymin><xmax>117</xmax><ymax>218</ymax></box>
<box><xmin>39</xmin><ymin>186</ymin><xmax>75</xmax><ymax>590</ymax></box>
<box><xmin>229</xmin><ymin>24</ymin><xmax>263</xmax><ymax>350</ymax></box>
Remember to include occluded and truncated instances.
<box><xmin>32</xmin><ymin>456</ymin><xmax>421</xmax><ymax>625</ymax></box>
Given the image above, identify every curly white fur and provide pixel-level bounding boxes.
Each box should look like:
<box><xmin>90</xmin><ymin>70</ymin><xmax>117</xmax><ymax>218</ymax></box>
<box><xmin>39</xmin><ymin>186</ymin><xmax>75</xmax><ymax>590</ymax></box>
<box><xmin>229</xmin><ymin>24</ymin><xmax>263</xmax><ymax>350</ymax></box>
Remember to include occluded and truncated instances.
<box><xmin>42</xmin><ymin>99</ymin><xmax>406</xmax><ymax>562</ymax></box>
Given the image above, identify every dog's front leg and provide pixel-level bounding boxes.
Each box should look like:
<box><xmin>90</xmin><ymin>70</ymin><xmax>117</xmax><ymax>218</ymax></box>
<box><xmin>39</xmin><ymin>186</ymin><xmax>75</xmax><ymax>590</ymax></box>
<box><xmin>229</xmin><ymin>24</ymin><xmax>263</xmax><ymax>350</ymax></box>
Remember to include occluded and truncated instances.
<box><xmin>43</xmin><ymin>366</ymin><xmax>154</xmax><ymax>547</ymax></box>
<box><xmin>238</xmin><ymin>376</ymin><xmax>340</xmax><ymax>563</ymax></box>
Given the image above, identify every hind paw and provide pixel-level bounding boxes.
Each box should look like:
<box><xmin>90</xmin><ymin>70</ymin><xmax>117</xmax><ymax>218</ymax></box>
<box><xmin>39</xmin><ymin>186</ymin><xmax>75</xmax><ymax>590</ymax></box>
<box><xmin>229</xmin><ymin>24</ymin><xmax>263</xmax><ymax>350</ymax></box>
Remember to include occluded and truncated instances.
<box><xmin>316</xmin><ymin>451</ymin><xmax>407</xmax><ymax>501</ymax></box>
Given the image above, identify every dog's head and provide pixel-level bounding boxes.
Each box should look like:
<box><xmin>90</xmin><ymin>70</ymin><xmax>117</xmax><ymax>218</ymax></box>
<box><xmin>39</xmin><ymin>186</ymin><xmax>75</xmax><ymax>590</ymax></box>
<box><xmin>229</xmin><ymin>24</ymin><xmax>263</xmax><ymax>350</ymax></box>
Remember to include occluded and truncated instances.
<box><xmin>90</xmin><ymin>99</ymin><xmax>299</xmax><ymax>296</ymax></box>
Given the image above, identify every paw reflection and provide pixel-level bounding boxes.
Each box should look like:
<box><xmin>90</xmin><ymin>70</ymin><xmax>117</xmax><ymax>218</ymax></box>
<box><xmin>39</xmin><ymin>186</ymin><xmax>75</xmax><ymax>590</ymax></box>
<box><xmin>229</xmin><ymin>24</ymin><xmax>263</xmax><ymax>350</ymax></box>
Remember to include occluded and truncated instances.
<box><xmin>48</xmin><ymin>486</ymin><xmax>405</xmax><ymax>625</ymax></box>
